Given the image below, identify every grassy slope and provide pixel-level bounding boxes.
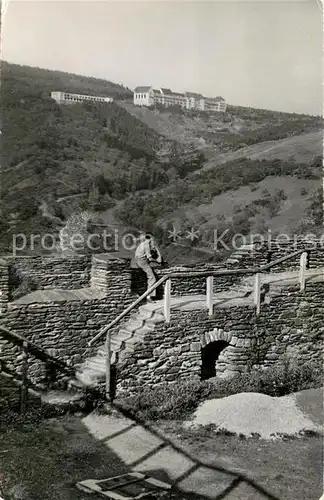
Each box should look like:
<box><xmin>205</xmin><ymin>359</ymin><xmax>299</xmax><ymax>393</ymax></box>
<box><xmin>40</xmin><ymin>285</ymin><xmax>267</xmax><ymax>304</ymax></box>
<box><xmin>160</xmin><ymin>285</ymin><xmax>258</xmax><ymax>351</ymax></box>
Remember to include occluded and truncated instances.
<box><xmin>165</xmin><ymin>176</ymin><xmax>320</xmax><ymax>237</ymax></box>
<box><xmin>203</xmin><ymin>130</ymin><xmax>323</xmax><ymax>170</ymax></box>
<box><xmin>115</xmin><ymin>156</ymin><xmax>322</xmax><ymax>237</ymax></box>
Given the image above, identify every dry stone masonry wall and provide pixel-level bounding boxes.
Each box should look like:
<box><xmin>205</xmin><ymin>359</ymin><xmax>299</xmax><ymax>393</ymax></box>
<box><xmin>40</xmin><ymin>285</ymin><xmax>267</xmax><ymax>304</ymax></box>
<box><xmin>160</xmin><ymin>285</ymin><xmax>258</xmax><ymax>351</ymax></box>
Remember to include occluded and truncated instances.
<box><xmin>91</xmin><ymin>254</ymin><xmax>132</xmax><ymax>293</ymax></box>
<box><xmin>233</xmin><ymin>239</ymin><xmax>324</xmax><ymax>271</ymax></box>
<box><xmin>0</xmin><ymin>259</ymin><xmax>9</xmax><ymax>314</ymax></box>
<box><xmin>116</xmin><ymin>282</ymin><xmax>324</xmax><ymax>394</ymax></box>
<box><xmin>0</xmin><ymin>241</ymin><xmax>322</xmax><ymax>404</ymax></box>
<box><xmin>5</xmin><ymin>254</ymin><xmax>92</xmax><ymax>298</ymax></box>
<box><xmin>0</xmin><ymin>254</ymin><xmax>135</xmax><ymax>392</ymax></box>
<box><xmin>0</xmin><ymin>294</ymin><xmax>135</xmax><ymax>390</ymax></box>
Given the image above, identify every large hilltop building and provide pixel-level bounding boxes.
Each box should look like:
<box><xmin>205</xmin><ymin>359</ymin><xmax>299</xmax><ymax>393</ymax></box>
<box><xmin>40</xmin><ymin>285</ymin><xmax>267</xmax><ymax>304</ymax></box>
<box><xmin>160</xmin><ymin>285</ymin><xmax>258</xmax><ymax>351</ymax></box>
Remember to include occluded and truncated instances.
<box><xmin>133</xmin><ymin>86</ymin><xmax>226</xmax><ymax>112</ymax></box>
<box><xmin>51</xmin><ymin>91</ymin><xmax>114</xmax><ymax>105</ymax></box>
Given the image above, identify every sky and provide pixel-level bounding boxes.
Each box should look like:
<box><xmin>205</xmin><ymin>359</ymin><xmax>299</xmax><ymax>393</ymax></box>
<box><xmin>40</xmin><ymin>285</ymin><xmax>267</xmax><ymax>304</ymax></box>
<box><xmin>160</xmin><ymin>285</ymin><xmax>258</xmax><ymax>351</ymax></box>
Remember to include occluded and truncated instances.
<box><xmin>2</xmin><ymin>0</ymin><xmax>323</xmax><ymax>115</ymax></box>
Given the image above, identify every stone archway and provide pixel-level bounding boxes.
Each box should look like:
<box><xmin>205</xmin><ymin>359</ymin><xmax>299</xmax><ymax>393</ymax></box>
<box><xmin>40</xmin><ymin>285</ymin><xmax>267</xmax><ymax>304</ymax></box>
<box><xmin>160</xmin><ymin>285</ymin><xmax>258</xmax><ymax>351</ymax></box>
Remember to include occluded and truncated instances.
<box><xmin>201</xmin><ymin>340</ymin><xmax>229</xmax><ymax>380</ymax></box>
<box><xmin>200</xmin><ymin>329</ymin><xmax>233</xmax><ymax>379</ymax></box>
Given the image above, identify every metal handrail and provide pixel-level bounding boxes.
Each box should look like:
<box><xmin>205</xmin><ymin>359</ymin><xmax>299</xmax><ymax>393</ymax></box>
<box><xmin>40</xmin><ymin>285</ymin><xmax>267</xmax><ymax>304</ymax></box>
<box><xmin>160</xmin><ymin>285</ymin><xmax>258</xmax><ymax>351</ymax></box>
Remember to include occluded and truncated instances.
<box><xmin>88</xmin><ymin>248</ymin><xmax>306</xmax><ymax>347</ymax></box>
<box><xmin>0</xmin><ymin>325</ymin><xmax>77</xmax><ymax>413</ymax></box>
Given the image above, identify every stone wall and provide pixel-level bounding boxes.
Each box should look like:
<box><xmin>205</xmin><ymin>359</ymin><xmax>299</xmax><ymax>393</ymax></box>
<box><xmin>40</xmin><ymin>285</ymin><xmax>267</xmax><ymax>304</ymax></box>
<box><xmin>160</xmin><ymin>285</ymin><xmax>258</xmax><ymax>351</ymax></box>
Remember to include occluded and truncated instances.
<box><xmin>264</xmin><ymin>240</ymin><xmax>324</xmax><ymax>271</ymax></box>
<box><xmin>131</xmin><ymin>265</ymin><xmax>244</xmax><ymax>298</ymax></box>
<box><xmin>0</xmin><ymin>243</ymin><xmax>322</xmax><ymax>399</ymax></box>
<box><xmin>0</xmin><ymin>259</ymin><xmax>9</xmax><ymax>314</ymax></box>
<box><xmin>131</xmin><ymin>240</ymin><xmax>323</xmax><ymax>299</ymax></box>
<box><xmin>231</xmin><ymin>239</ymin><xmax>324</xmax><ymax>271</ymax></box>
<box><xmin>91</xmin><ymin>254</ymin><xmax>132</xmax><ymax>293</ymax></box>
<box><xmin>0</xmin><ymin>291</ymin><xmax>135</xmax><ymax>389</ymax></box>
<box><xmin>116</xmin><ymin>282</ymin><xmax>324</xmax><ymax>394</ymax></box>
<box><xmin>5</xmin><ymin>254</ymin><xmax>92</xmax><ymax>299</ymax></box>
<box><xmin>0</xmin><ymin>254</ymin><xmax>135</xmax><ymax>389</ymax></box>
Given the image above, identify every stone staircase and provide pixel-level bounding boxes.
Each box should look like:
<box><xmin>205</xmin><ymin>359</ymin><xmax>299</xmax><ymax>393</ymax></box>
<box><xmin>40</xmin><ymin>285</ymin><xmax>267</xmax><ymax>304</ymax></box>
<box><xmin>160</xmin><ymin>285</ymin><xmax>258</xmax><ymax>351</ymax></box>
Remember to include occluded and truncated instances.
<box><xmin>1</xmin><ymin>245</ymin><xmax>322</xmax><ymax>410</ymax></box>
<box><xmin>74</xmin><ymin>267</ymin><xmax>324</xmax><ymax>390</ymax></box>
<box><xmin>75</xmin><ymin>304</ymin><xmax>165</xmax><ymax>388</ymax></box>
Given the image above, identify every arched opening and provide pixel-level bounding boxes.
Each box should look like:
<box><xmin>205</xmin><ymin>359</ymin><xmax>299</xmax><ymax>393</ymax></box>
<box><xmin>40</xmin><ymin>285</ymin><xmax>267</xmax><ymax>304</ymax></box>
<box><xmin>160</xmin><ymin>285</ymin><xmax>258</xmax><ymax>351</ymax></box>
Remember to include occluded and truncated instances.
<box><xmin>201</xmin><ymin>340</ymin><xmax>229</xmax><ymax>380</ymax></box>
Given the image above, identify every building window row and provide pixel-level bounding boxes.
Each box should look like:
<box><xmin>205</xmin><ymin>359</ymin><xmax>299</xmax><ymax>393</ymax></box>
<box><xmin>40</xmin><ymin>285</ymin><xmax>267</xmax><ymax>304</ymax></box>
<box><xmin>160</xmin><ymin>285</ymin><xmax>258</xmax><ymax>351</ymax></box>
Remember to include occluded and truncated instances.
<box><xmin>133</xmin><ymin>88</ymin><xmax>226</xmax><ymax>112</ymax></box>
<box><xmin>51</xmin><ymin>91</ymin><xmax>113</xmax><ymax>105</ymax></box>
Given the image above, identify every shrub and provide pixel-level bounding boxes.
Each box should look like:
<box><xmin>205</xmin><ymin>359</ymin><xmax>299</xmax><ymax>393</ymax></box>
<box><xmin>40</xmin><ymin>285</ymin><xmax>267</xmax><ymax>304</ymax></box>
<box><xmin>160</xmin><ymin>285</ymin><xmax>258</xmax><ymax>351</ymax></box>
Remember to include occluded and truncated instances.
<box><xmin>116</xmin><ymin>360</ymin><xmax>322</xmax><ymax>421</ymax></box>
<box><xmin>256</xmin><ymin>361</ymin><xmax>322</xmax><ymax>397</ymax></box>
<box><xmin>117</xmin><ymin>380</ymin><xmax>212</xmax><ymax>420</ymax></box>
<box><xmin>275</xmin><ymin>188</ymin><xmax>287</xmax><ymax>201</ymax></box>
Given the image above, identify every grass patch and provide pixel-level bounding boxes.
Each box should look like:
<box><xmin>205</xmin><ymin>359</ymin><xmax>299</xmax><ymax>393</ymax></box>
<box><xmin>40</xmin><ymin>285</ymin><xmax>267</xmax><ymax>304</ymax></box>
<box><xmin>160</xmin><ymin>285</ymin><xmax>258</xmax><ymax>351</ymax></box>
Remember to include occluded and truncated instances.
<box><xmin>0</xmin><ymin>416</ymin><xmax>200</xmax><ymax>500</ymax></box>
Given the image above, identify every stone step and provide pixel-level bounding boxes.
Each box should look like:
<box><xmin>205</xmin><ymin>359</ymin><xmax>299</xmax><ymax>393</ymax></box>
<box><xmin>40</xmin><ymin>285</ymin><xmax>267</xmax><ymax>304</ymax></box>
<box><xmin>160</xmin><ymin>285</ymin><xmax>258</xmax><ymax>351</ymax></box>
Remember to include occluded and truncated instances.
<box><xmin>120</xmin><ymin>323</ymin><xmax>142</xmax><ymax>335</ymax></box>
<box><xmin>139</xmin><ymin>303</ymin><xmax>162</xmax><ymax>314</ymax></box>
<box><xmin>133</xmin><ymin>325</ymin><xmax>153</xmax><ymax>336</ymax></box>
<box><xmin>78</xmin><ymin>363</ymin><xmax>106</xmax><ymax>378</ymax></box>
<box><xmin>97</xmin><ymin>345</ymin><xmax>120</xmax><ymax>356</ymax></box>
<box><xmin>67</xmin><ymin>378</ymin><xmax>87</xmax><ymax>391</ymax></box>
<box><xmin>40</xmin><ymin>389</ymin><xmax>84</xmax><ymax>406</ymax></box>
<box><xmin>113</xmin><ymin>329</ymin><xmax>135</xmax><ymax>341</ymax></box>
<box><xmin>145</xmin><ymin>317</ymin><xmax>163</xmax><ymax>328</ymax></box>
<box><xmin>76</xmin><ymin>371</ymin><xmax>105</xmax><ymax>387</ymax></box>
<box><xmin>83</xmin><ymin>357</ymin><xmax>106</xmax><ymax>369</ymax></box>
<box><xmin>151</xmin><ymin>312</ymin><xmax>166</xmax><ymax>323</ymax></box>
<box><xmin>137</xmin><ymin>308</ymin><xmax>154</xmax><ymax>320</ymax></box>
<box><xmin>97</xmin><ymin>347</ymin><xmax>110</xmax><ymax>358</ymax></box>
<box><xmin>122</xmin><ymin>336</ymin><xmax>141</xmax><ymax>348</ymax></box>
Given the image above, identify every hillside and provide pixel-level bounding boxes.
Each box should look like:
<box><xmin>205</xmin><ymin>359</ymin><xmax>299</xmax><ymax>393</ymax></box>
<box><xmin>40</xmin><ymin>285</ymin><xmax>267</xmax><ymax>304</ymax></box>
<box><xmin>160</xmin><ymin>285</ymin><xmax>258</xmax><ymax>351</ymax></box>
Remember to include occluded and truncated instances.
<box><xmin>1</xmin><ymin>61</ymin><xmax>133</xmax><ymax>100</ymax></box>
<box><xmin>159</xmin><ymin>176</ymin><xmax>322</xmax><ymax>237</ymax></box>
<box><xmin>1</xmin><ymin>62</ymin><xmax>323</xmax><ymax>258</ymax></box>
<box><xmin>114</xmin><ymin>156</ymin><xmax>322</xmax><ymax>239</ymax></box>
<box><xmin>202</xmin><ymin>130</ymin><xmax>323</xmax><ymax>171</ymax></box>
<box><xmin>0</xmin><ymin>62</ymin><xmax>205</xmax><ymax>252</ymax></box>
<box><xmin>120</xmin><ymin>101</ymin><xmax>323</xmax><ymax>155</ymax></box>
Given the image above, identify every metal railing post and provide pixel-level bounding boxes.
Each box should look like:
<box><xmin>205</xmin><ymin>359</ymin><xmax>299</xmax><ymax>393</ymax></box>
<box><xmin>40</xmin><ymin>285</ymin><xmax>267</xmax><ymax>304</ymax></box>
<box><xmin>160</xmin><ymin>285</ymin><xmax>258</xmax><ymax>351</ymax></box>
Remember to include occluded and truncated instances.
<box><xmin>299</xmin><ymin>252</ymin><xmax>307</xmax><ymax>291</ymax></box>
<box><xmin>254</xmin><ymin>273</ymin><xmax>261</xmax><ymax>315</ymax></box>
<box><xmin>206</xmin><ymin>276</ymin><xmax>214</xmax><ymax>317</ymax></box>
<box><xmin>105</xmin><ymin>330</ymin><xmax>111</xmax><ymax>403</ymax></box>
<box><xmin>20</xmin><ymin>341</ymin><xmax>28</xmax><ymax>414</ymax></box>
<box><xmin>164</xmin><ymin>278</ymin><xmax>171</xmax><ymax>323</ymax></box>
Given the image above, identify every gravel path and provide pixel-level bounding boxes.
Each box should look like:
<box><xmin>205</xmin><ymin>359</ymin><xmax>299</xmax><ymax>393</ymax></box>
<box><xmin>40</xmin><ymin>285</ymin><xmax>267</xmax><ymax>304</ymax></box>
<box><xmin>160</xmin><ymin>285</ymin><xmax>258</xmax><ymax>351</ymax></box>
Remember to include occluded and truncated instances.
<box><xmin>185</xmin><ymin>390</ymin><xmax>323</xmax><ymax>439</ymax></box>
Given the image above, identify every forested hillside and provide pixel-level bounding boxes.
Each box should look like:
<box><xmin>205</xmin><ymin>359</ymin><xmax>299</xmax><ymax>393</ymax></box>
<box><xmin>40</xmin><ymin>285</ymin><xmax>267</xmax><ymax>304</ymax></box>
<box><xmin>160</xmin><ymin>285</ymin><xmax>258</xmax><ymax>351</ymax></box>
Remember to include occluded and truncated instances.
<box><xmin>0</xmin><ymin>62</ymin><xmax>205</xmax><ymax>252</ymax></box>
<box><xmin>2</xmin><ymin>61</ymin><xmax>133</xmax><ymax>100</ymax></box>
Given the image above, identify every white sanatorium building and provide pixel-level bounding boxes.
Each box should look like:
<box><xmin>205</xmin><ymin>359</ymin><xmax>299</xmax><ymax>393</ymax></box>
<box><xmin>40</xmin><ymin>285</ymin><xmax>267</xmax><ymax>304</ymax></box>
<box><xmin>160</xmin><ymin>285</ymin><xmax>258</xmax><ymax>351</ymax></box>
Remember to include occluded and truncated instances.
<box><xmin>133</xmin><ymin>87</ymin><xmax>226</xmax><ymax>112</ymax></box>
<box><xmin>51</xmin><ymin>91</ymin><xmax>114</xmax><ymax>105</ymax></box>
